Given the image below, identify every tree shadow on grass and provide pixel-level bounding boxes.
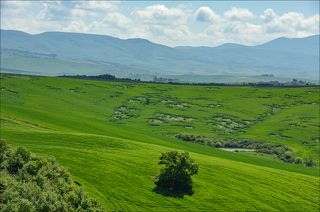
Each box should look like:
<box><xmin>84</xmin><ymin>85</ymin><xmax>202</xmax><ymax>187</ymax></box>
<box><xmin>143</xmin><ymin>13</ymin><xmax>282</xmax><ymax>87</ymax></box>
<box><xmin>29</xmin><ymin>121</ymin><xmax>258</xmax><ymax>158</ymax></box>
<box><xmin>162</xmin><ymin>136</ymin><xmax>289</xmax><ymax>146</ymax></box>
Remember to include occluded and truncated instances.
<box><xmin>152</xmin><ymin>186</ymin><xmax>194</xmax><ymax>198</ymax></box>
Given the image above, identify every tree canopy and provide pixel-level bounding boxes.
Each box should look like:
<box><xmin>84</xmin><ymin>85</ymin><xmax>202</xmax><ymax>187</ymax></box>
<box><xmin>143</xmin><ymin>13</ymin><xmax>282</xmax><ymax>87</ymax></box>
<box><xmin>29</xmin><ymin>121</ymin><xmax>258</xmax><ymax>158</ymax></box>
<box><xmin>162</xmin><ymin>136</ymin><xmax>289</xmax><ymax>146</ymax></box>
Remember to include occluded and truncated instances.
<box><xmin>0</xmin><ymin>140</ymin><xmax>102</xmax><ymax>211</ymax></box>
<box><xmin>154</xmin><ymin>151</ymin><xmax>198</xmax><ymax>196</ymax></box>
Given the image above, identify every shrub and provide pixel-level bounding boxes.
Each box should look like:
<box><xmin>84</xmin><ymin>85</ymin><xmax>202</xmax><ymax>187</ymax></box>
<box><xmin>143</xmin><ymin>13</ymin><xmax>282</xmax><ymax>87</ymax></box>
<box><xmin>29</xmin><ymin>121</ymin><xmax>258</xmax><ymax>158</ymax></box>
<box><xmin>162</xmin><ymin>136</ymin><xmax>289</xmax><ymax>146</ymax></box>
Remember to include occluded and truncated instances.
<box><xmin>294</xmin><ymin>158</ymin><xmax>302</xmax><ymax>164</ymax></box>
<box><xmin>0</xmin><ymin>140</ymin><xmax>102</xmax><ymax>211</ymax></box>
<box><xmin>305</xmin><ymin>159</ymin><xmax>315</xmax><ymax>167</ymax></box>
<box><xmin>154</xmin><ymin>151</ymin><xmax>198</xmax><ymax>196</ymax></box>
<box><xmin>279</xmin><ymin>154</ymin><xmax>295</xmax><ymax>163</ymax></box>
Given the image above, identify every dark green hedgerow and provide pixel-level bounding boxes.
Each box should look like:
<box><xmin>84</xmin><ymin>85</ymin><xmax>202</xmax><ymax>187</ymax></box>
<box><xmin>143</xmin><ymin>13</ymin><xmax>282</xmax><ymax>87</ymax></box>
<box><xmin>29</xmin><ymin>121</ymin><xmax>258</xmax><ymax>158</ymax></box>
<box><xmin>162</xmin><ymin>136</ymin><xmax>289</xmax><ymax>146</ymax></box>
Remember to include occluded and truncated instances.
<box><xmin>175</xmin><ymin>134</ymin><xmax>315</xmax><ymax>166</ymax></box>
<box><xmin>0</xmin><ymin>140</ymin><xmax>102</xmax><ymax>211</ymax></box>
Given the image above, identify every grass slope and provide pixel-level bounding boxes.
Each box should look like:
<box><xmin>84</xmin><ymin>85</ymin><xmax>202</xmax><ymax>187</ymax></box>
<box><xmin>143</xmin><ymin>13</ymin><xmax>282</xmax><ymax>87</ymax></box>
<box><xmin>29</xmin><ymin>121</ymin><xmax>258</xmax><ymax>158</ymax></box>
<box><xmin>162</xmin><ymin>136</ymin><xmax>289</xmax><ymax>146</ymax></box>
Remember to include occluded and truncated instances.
<box><xmin>0</xmin><ymin>73</ymin><xmax>319</xmax><ymax>211</ymax></box>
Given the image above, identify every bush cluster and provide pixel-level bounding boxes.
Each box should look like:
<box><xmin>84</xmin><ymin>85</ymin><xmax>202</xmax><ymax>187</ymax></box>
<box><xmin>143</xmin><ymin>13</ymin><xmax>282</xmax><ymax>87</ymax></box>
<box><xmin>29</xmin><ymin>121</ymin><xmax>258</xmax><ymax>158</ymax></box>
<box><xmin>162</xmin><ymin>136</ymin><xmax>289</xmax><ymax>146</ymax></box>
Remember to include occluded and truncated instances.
<box><xmin>0</xmin><ymin>140</ymin><xmax>102</xmax><ymax>211</ymax></box>
<box><xmin>176</xmin><ymin>134</ymin><xmax>224</xmax><ymax>147</ymax></box>
<box><xmin>176</xmin><ymin>134</ymin><xmax>315</xmax><ymax>167</ymax></box>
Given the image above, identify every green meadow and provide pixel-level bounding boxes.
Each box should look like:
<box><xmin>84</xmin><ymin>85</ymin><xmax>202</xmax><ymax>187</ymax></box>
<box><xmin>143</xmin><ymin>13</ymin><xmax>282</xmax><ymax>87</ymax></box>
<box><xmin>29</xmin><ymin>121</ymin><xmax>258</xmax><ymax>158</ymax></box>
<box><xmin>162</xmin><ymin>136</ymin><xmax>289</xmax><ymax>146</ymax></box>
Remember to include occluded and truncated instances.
<box><xmin>0</xmin><ymin>73</ymin><xmax>319</xmax><ymax>211</ymax></box>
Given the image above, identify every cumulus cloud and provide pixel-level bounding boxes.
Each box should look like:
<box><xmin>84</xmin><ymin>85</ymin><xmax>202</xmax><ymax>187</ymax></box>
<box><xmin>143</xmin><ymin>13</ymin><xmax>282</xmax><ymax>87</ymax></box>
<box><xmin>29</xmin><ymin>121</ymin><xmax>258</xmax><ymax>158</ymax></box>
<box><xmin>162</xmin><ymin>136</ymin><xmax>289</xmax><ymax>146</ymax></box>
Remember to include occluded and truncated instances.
<box><xmin>224</xmin><ymin>7</ymin><xmax>254</xmax><ymax>20</ymax></box>
<box><xmin>37</xmin><ymin>1</ymin><xmax>70</xmax><ymax>21</ymax></box>
<box><xmin>127</xmin><ymin>4</ymin><xmax>195</xmax><ymax>45</ymax></box>
<box><xmin>0</xmin><ymin>1</ymin><xmax>319</xmax><ymax>46</ymax></box>
<box><xmin>261</xmin><ymin>8</ymin><xmax>277</xmax><ymax>23</ymax></box>
<box><xmin>194</xmin><ymin>7</ymin><xmax>219</xmax><ymax>22</ymax></box>
<box><xmin>260</xmin><ymin>9</ymin><xmax>320</xmax><ymax>37</ymax></box>
<box><xmin>74</xmin><ymin>1</ymin><xmax>119</xmax><ymax>12</ymax></box>
<box><xmin>89</xmin><ymin>12</ymin><xmax>133</xmax><ymax>35</ymax></box>
<box><xmin>133</xmin><ymin>4</ymin><xmax>186</xmax><ymax>26</ymax></box>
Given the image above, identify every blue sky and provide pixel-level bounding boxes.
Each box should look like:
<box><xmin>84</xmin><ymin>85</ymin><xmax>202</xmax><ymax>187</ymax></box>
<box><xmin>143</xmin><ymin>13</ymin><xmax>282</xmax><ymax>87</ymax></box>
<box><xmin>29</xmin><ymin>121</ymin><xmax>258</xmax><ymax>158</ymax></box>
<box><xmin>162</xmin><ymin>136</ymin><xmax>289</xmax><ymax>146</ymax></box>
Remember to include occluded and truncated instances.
<box><xmin>1</xmin><ymin>1</ymin><xmax>319</xmax><ymax>46</ymax></box>
<box><xmin>124</xmin><ymin>1</ymin><xmax>319</xmax><ymax>16</ymax></box>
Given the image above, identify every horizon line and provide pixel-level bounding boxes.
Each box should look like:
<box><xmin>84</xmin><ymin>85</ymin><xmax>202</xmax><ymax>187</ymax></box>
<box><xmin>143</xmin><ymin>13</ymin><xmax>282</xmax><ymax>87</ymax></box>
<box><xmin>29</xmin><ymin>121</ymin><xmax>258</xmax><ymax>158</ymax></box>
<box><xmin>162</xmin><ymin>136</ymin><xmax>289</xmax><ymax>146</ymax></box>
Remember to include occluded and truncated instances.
<box><xmin>1</xmin><ymin>28</ymin><xmax>319</xmax><ymax>48</ymax></box>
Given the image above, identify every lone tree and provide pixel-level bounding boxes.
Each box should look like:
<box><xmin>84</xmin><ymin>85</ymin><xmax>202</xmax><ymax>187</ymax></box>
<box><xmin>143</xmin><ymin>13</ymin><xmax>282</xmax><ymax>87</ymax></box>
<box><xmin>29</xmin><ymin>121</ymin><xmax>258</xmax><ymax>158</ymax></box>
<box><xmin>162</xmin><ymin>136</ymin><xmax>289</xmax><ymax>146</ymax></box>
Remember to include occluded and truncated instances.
<box><xmin>154</xmin><ymin>151</ymin><xmax>198</xmax><ymax>196</ymax></box>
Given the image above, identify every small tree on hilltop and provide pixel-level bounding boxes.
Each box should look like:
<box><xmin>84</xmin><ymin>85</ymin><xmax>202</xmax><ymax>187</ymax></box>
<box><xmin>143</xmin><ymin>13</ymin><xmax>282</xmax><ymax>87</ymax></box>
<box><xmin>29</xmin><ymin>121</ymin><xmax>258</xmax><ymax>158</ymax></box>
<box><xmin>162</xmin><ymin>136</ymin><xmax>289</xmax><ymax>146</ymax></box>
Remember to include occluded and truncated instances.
<box><xmin>154</xmin><ymin>151</ymin><xmax>198</xmax><ymax>195</ymax></box>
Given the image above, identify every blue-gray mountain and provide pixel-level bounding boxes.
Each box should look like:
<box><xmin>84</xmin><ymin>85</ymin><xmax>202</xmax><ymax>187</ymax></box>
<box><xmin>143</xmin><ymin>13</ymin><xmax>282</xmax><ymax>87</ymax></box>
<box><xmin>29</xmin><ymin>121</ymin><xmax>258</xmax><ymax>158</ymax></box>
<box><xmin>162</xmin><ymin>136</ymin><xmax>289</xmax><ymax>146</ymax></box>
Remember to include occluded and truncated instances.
<box><xmin>1</xmin><ymin>29</ymin><xmax>319</xmax><ymax>82</ymax></box>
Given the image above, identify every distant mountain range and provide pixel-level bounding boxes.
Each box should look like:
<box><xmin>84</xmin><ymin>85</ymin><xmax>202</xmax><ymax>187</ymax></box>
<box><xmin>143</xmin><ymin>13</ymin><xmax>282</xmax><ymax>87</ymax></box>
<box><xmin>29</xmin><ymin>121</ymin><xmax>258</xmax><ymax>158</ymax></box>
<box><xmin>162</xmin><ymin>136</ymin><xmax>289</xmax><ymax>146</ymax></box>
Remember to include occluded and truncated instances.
<box><xmin>1</xmin><ymin>29</ymin><xmax>319</xmax><ymax>82</ymax></box>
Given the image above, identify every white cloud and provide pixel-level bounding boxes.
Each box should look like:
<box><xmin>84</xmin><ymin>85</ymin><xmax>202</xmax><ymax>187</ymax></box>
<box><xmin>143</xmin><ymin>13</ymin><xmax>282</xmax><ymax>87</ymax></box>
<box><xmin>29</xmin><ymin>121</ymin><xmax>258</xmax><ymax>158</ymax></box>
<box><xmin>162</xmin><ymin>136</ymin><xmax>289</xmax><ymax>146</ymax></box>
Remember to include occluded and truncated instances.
<box><xmin>194</xmin><ymin>7</ymin><xmax>219</xmax><ymax>22</ymax></box>
<box><xmin>147</xmin><ymin>24</ymin><xmax>192</xmax><ymax>41</ymax></box>
<box><xmin>224</xmin><ymin>7</ymin><xmax>254</xmax><ymax>20</ymax></box>
<box><xmin>37</xmin><ymin>1</ymin><xmax>68</xmax><ymax>21</ymax></box>
<box><xmin>133</xmin><ymin>4</ymin><xmax>186</xmax><ymax>25</ymax></box>
<box><xmin>90</xmin><ymin>12</ymin><xmax>133</xmax><ymax>35</ymax></box>
<box><xmin>0</xmin><ymin>1</ymin><xmax>319</xmax><ymax>46</ymax></box>
<box><xmin>70</xmin><ymin>8</ymin><xmax>89</xmax><ymax>17</ymax></box>
<box><xmin>74</xmin><ymin>1</ymin><xmax>119</xmax><ymax>12</ymax></box>
<box><xmin>261</xmin><ymin>8</ymin><xmax>277</xmax><ymax>23</ymax></box>
<box><xmin>62</xmin><ymin>19</ymin><xmax>89</xmax><ymax>32</ymax></box>
<box><xmin>104</xmin><ymin>12</ymin><xmax>131</xmax><ymax>29</ymax></box>
<box><xmin>302</xmin><ymin>14</ymin><xmax>320</xmax><ymax>32</ymax></box>
<box><xmin>261</xmin><ymin>9</ymin><xmax>320</xmax><ymax>37</ymax></box>
<box><xmin>126</xmin><ymin>4</ymin><xmax>195</xmax><ymax>46</ymax></box>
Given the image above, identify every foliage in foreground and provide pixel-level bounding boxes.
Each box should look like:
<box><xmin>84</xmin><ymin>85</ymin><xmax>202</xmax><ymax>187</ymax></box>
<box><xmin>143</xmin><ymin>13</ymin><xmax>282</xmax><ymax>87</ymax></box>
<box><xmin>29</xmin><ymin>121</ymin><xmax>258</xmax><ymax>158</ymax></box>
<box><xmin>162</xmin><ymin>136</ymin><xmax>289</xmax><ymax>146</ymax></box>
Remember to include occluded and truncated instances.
<box><xmin>154</xmin><ymin>151</ymin><xmax>198</xmax><ymax>196</ymax></box>
<box><xmin>0</xmin><ymin>140</ymin><xmax>102</xmax><ymax>211</ymax></box>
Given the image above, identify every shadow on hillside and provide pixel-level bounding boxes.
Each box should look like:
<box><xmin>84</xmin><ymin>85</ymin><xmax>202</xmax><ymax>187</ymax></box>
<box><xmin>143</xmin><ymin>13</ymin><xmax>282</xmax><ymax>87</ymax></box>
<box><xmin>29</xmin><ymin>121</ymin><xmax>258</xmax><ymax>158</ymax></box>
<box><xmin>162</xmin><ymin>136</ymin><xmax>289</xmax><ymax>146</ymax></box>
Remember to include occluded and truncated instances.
<box><xmin>152</xmin><ymin>186</ymin><xmax>194</xmax><ymax>198</ymax></box>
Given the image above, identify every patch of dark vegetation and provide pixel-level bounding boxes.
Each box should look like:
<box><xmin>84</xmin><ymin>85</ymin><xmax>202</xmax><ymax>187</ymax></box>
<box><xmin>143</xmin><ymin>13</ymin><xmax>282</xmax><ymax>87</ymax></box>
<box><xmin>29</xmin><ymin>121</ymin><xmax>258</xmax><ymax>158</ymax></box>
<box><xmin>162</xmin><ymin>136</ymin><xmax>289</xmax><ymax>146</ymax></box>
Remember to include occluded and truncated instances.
<box><xmin>312</xmin><ymin>137</ymin><xmax>320</xmax><ymax>142</ymax></box>
<box><xmin>257</xmin><ymin>94</ymin><xmax>273</xmax><ymax>98</ymax></box>
<box><xmin>206</xmin><ymin>87</ymin><xmax>221</xmax><ymax>90</ymax></box>
<box><xmin>244</xmin><ymin>79</ymin><xmax>316</xmax><ymax>87</ymax></box>
<box><xmin>83</xmin><ymin>83</ymin><xmax>108</xmax><ymax>89</ymax></box>
<box><xmin>289</xmin><ymin>122</ymin><xmax>301</xmax><ymax>127</ymax></box>
<box><xmin>284</xmin><ymin>94</ymin><xmax>302</xmax><ymax>98</ymax></box>
<box><xmin>61</xmin><ymin>73</ymin><xmax>141</xmax><ymax>83</ymax></box>
<box><xmin>154</xmin><ymin>113</ymin><xmax>194</xmax><ymax>123</ymax></box>
<box><xmin>153</xmin><ymin>76</ymin><xmax>178</xmax><ymax>83</ymax></box>
<box><xmin>208</xmin><ymin>103</ymin><xmax>223</xmax><ymax>108</ymax></box>
<box><xmin>161</xmin><ymin>98</ymin><xmax>190</xmax><ymax>110</ymax></box>
<box><xmin>175</xmin><ymin>134</ymin><xmax>315</xmax><ymax>166</ymax></box>
<box><xmin>111</xmin><ymin>106</ymin><xmax>137</xmax><ymax>121</ymax></box>
<box><xmin>256</xmin><ymin>104</ymin><xmax>285</xmax><ymax>122</ymax></box>
<box><xmin>69</xmin><ymin>87</ymin><xmax>86</xmax><ymax>93</ymax></box>
<box><xmin>299</xmin><ymin>116</ymin><xmax>315</xmax><ymax>121</ymax></box>
<box><xmin>128</xmin><ymin>95</ymin><xmax>152</xmax><ymax>105</ymax></box>
<box><xmin>116</xmin><ymin>84</ymin><xmax>134</xmax><ymax>89</ymax></box>
<box><xmin>110</xmin><ymin>91</ymin><xmax>123</xmax><ymax>98</ymax></box>
<box><xmin>0</xmin><ymin>140</ymin><xmax>102</xmax><ymax>211</ymax></box>
<box><xmin>176</xmin><ymin>134</ymin><xmax>219</xmax><ymax>147</ymax></box>
<box><xmin>304</xmin><ymin>159</ymin><xmax>316</xmax><ymax>167</ymax></box>
<box><xmin>208</xmin><ymin>114</ymin><xmax>252</xmax><ymax>134</ymax></box>
<box><xmin>305</xmin><ymin>90</ymin><xmax>318</xmax><ymax>94</ymax></box>
<box><xmin>46</xmin><ymin>85</ymin><xmax>62</xmax><ymax>91</ymax></box>
<box><xmin>269</xmin><ymin>132</ymin><xmax>292</xmax><ymax>139</ymax></box>
<box><xmin>0</xmin><ymin>87</ymin><xmax>19</xmax><ymax>94</ymax></box>
<box><xmin>148</xmin><ymin>119</ymin><xmax>163</xmax><ymax>126</ymax></box>
<box><xmin>74</xmin><ymin>181</ymin><xmax>82</xmax><ymax>186</ymax></box>
<box><xmin>148</xmin><ymin>113</ymin><xmax>195</xmax><ymax>126</ymax></box>
<box><xmin>154</xmin><ymin>151</ymin><xmax>198</xmax><ymax>198</ymax></box>
<box><xmin>188</xmin><ymin>96</ymin><xmax>211</xmax><ymax>101</ymax></box>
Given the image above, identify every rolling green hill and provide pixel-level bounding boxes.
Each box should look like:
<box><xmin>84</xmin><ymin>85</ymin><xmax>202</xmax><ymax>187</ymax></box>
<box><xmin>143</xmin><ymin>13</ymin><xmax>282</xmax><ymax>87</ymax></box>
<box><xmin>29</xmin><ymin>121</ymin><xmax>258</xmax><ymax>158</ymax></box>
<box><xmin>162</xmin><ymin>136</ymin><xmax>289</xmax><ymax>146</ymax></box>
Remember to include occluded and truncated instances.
<box><xmin>0</xmin><ymin>73</ymin><xmax>319</xmax><ymax>211</ymax></box>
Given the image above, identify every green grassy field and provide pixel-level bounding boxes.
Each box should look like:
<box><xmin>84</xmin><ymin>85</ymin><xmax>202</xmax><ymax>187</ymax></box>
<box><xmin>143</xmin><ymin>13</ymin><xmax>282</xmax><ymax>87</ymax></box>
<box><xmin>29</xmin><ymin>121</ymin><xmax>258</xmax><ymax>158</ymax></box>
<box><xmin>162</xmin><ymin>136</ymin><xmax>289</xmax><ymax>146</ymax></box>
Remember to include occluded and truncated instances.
<box><xmin>1</xmin><ymin>73</ymin><xmax>319</xmax><ymax>211</ymax></box>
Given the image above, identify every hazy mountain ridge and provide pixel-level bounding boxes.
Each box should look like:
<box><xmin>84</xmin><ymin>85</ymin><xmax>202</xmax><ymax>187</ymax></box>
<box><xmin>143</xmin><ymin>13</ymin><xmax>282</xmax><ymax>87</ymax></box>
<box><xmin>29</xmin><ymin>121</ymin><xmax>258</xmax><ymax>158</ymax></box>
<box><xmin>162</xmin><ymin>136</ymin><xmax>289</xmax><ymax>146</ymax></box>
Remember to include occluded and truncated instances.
<box><xmin>1</xmin><ymin>29</ymin><xmax>319</xmax><ymax>81</ymax></box>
